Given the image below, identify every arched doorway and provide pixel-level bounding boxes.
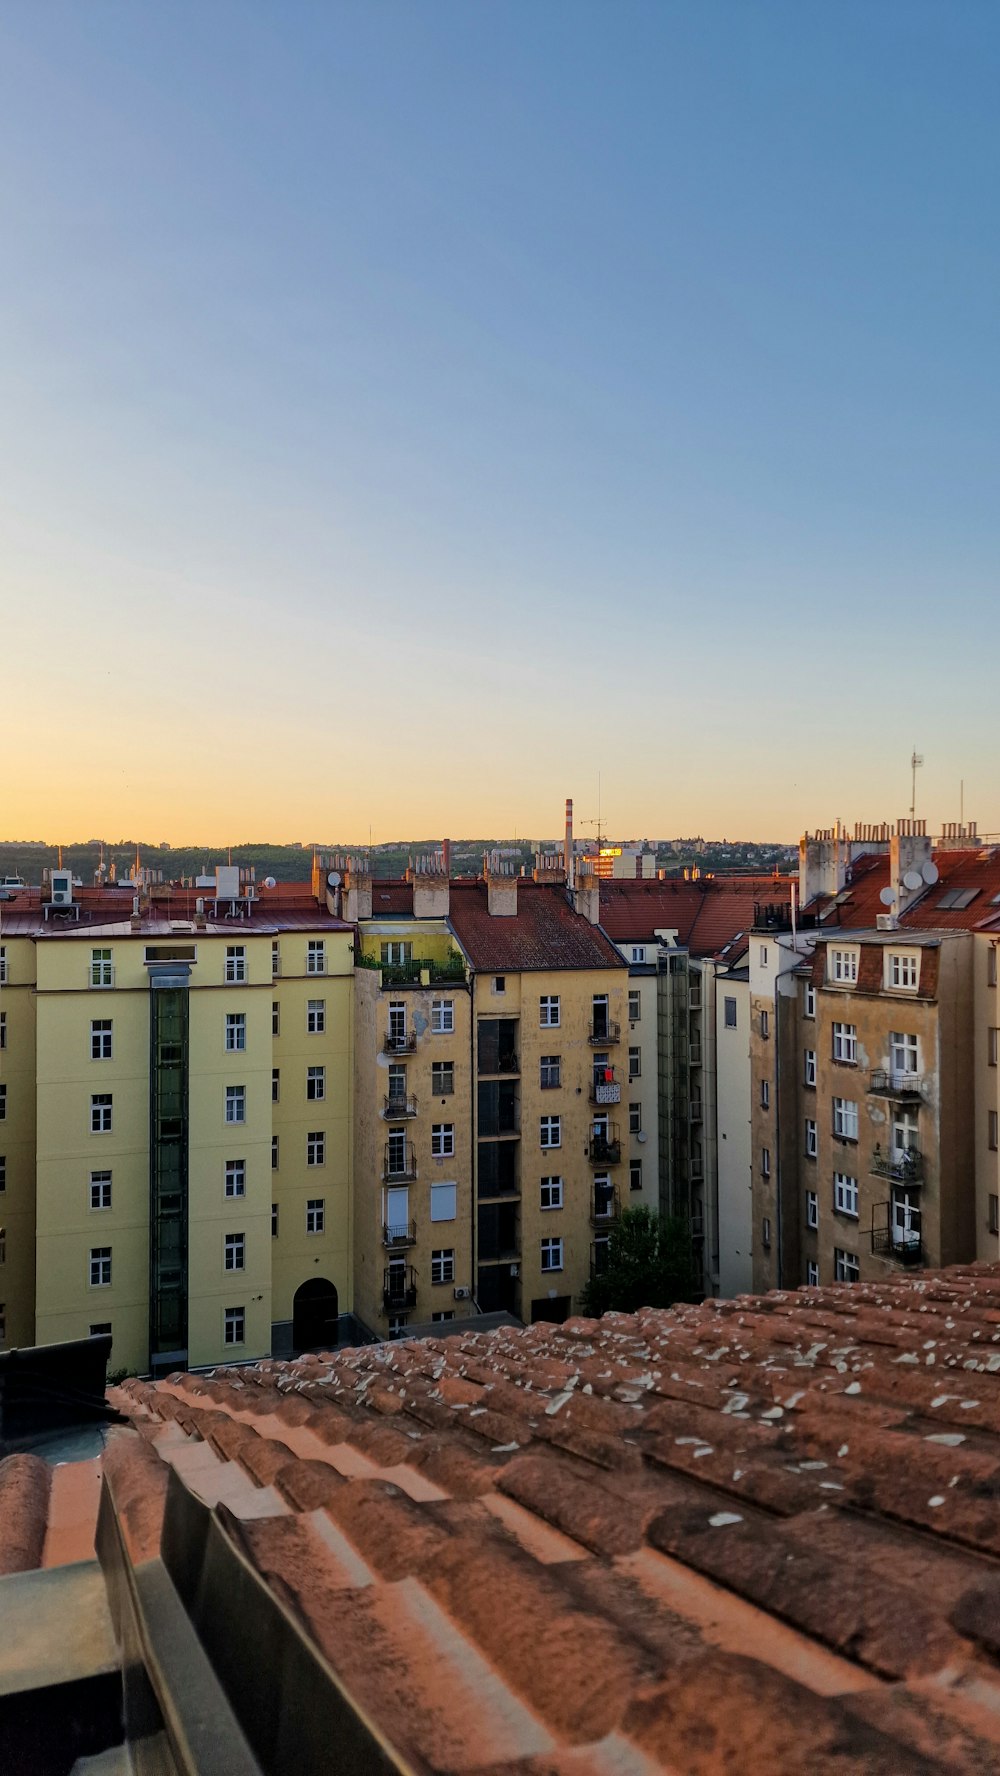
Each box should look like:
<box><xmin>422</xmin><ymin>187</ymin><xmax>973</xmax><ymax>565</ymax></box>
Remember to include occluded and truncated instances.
<box><xmin>292</xmin><ymin>1278</ymin><xmax>339</xmax><ymax>1352</ymax></box>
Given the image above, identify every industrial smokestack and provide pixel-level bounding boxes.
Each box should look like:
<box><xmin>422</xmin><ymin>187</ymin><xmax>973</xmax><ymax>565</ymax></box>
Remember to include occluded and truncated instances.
<box><xmin>564</xmin><ymin>798</ymin><xmax>574</xmax><ymax>887</ymax></box>
<box><xmin>442</xmin><ymin>838</ymin><xmax>451</xmax><ymax>878</ymax></box>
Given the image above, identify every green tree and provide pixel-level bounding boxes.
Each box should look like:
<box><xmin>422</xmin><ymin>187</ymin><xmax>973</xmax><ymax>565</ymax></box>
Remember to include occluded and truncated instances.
<box><xmin>580</xmin><ymin>1206</ymin><xmax>700</xmax><ymax>1317</ymax></box>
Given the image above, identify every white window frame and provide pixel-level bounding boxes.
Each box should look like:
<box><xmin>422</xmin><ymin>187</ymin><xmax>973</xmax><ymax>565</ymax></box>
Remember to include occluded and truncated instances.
<box><xmin>431</xmin><ymin>998</ymin><xmax>454</xmax><ymax>1034</ymax></box>
<box><xmin>832</xmin><ymin>1022</ymin><xmax>857</xmax><ymax>1064</ymax></box>
<box><xmin>306</xmin><ymin>1197</ymin><xmax>325</xmax><ymax>1234</ymax></box>
<box><xmin>807</xmin><ymin>1260</ymin><xmax>820</xmax><ymax>1286</ymax></box>
<box><xmin>833</xmin><ymin>1097</ymin><xmax>859</xmax><ymax>1141</ymax></box>
<box><xmin>429</xmin><ymin>1182</ymin><xmax>457</xmax><ymax>1222</ymax></box>
<box><xmin>761</xmin><ymin>1147</ymin><xmax>771</xmax><ymax>1178</ymax></box>
<box><xmin>306</xmin><ymin>939</ymin><xmax>327</xmax><ymax>976</ymax></box>
<box><xmin>887</xmin><ymin>951</ymin><xmax>919</xmax><ymax>991</ymax></box>
<box><xmin>306</xmin><ymin>1131</ymin><xmax>326</xmax><ymax>1167</ymax></box>
<box><xmin>540</xmin><ymin>1236</ymin><xmax>563</xmax><ymax>1273</ymax></box>
<box><xmin>834</xmin><ymin>1172</ymin><xmax>859</xmax><ymax>1217</ymax></box>
<box><xmin>225</xmin><ymin>1085</ymin><xmax>246</xmax><ymax>1125</ymax></box>
<box><xmin>430</xmin><ymin>1248</ymin><xmax>455</xmax><ymax>1285</ymax></box>
<box><xmin>628</xmin><ymin>989</ymin><xmax>641</xmax><ymax>1022</ymax></box>
<box><xmin>90</xmin><ymin>1019</ymin><xmax>112</xmax><ymax>1061</ymax></box>
<box><xmin>91</xmin><ymin>1093</ymin><xmax>112</xmax><ymax>1134</ymax></box>
<box><xmin>225</xmin><ymin>946</ymin><xmax>247</xmax><ymax>984</ymax></box>
<box><xmin>804</xmin><ymin>1050</ymin><xmax>817</xmax><ymax>1087</ymax></box>
<box><xmin>224</xmin><ymin>1306</ymin><xmax>245</xmax><ymax>1345</ymax></box>
<box><xmin>431</xmin><ymin>1123</ymin><xmax>455</xmax><ymax>1158</ymax></box>
<box><xmin>804</xmin><ymin>983</ymin><xmax>816</xmax><ymax>1018</ymax></box>
<box><xmin>89</xmin><ymin>1247</ymin><xmax>112</xmax><ymax>1288</ymax></box>
<box><xmin>806</xmin><ymin>1189</ymin><xmax>818</xmax><ymax>1228</ymax></box>
<box><xmin>306</xmin><ymin>1065</ymin><xmax>326</xmax><ymax>1101</ymax></box>
<box><xmin>760</xmin><ymin>1079</ymin><xmax>770</xmax><ymax>1110</ymax></box>
<box><xmin>834</xmin><ymin>1247</ymin><xmax>860</xmax><ymax>1283</ymax></box>
<box><xmin>760</xmin><ymin>1008</ymin><xmax>769</xmax><ymax>1039</ymax></box>
<box><xmin>539</xmin><ymin>995</ymin><xmax>560</xmax><ymax>1028</ymax></box>
<box><xmin>225</xmin><ymin>1159</ymin><xmax>246</xmax><ymax>1198</ymax></box>
<box><xmin>628</xmin><ymin>1046</ymin><xmax>641</xmax><ymax>1080</ymax></box>
<box><xmin>539</xmin><ymin>1055</ymin><xmax>561</xmax><ymax>1089</ymax></box>
<box><xmin>431</xmin><ymin>1061</ymin><xmax>454</xmax><ymax>1095</ymax></box>
<box><xmin>307</xmin><ymin>998</ymin><xmax>326</xmax><ymax>1034</ymax></box>
<box><xmin>629</xmin><ymin>1101</ymin><xmax>642</xmax><ymax>1134</ymax></box>
<box><xmin>225</xmin><ymin>1011</ymin><xmax>246</xmax><ymax>1052</ymax></box>
<box><xmin>890</xmin><ymin>1031</ymin><xmax>919</xmax><ymax>1076</ymax></box>
<box><xmin>540</xmin><ymin>1115</ymin><xmax>562</xmax><ymax>1150</ymax></box>
<box><xmin>90</xmin><ymin>948</ymin><xmax>113</xmax><ymax>988</ymax></box>
<box><xmin>830</xmin><ymin>948</ymin><xmax>859</xmax><ymax>985</ymax></box>
<box><xmin>631</xmin><ymin>946</ymin><xmax>645</xmax><ymax>965</ymax></box>
<box><xmin>540</xmin><ymin>1176</ymin><xmax>564</xmax><ymax>1211</ymax></box>
<box><xmin>224</xmin><ymin>1232</ymin><xmax>245</xmax><ymax>1272</ymax></box>
<box><xmin>90</xmin><ymin>1171</ymin><xmax>112</xmax><ymax>1211</ymax></box>
<box><xmin>805</xmin><ymin>1118</ymin><xmax>817</xmax><ymax>1159</ymax></box>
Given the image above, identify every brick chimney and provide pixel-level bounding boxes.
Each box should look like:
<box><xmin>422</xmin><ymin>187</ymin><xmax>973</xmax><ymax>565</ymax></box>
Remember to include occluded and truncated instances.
<box><xmin>573</xmin><ymin>863</ymin><xmax>600</xmax><ymax>925</ymax></box>
<box><xmin>564</xmin><ymin>797</ymin><xmax>574</xmax><ymax>887</ymax></box>
<box><xmin>484</xmin><ymin>851</ymin><xmax>518</xmax><ymax>917</ymax></box>
<box><xmin>533</xmin><ymin>850</ymin><xmax>566</xmax><ymax>885</ymax></box>
<box><xmin>409</xmin><ymin>853</ymin><xmax>450</xmax><ymax>919</ymax></box>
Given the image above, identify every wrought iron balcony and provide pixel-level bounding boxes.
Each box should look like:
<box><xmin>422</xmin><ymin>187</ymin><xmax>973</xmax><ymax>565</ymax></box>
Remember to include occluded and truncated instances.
<box><xmin>589</xmin><ymin>1078</ymin><xmax>622</xmax><ymax>1106</ymax></box>
<box><xmin>383</xmin><ymin>1266</ymin><xmax>418</xmax><ymax>1312</ymax></box>
<box><xmin>871</xmin><ymin>1219</ymin><xmax>924</xmax><ymax>1267</ymax></box>
<box><xmin>590</xmin><ymin>1187</ymin><xmax>621</xmax><ymax>1228</ymax></box>
<box><xmin>588</xmin><ymin>1125</ymin><xmax>622</xmax><ymax>1165</ymax></box>
<box><xmin>383</xmin><ymin>1093</ymin><xmax>417</xmax><ymax>1119</ymax></box>
<box><xmin>382</xmin><ymin>1221</ymin><xmax>417</xmax><ymax>1249</ymax></box>
<box><xmin>382</xmin><ymin>1030</ymin><xmax>417</xmax><ymax>1054</ymax></box>
<box><xmin>870</xmin><ymin>1146</ymin><xmax>922</xmax><ymax>1184</ymax></box>
<box><xmin>383</xmin><ymin>1145</ymin><xmax>418</xmax><ymax>1183</ymax></box>
<box><xmin>868</xmin><ymin>1070</ymin><xmax>922</xmax><ymax>1100</ymax></box>
<box><xmin>589</xmin><ymin>1020</ymin><xmax>621</xmax><ymax>1045</ymax></box>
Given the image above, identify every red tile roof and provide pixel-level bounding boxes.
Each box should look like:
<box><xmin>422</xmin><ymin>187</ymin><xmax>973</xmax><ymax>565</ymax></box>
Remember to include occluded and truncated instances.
<box><xmin>600</xmin><ymin>875</ymin><xmax>794</xmax><ymax>957</ymax></box>
<box><xmin>85</xmin><ymin>1263</ymin><xmax>1000</xmax><ymax>1771</ymax></box>
<box><xmin>447</xmin><ymin>880</ymin><xmax>625</xmax><ymax>973</ymax></box>
<box><xmin>808</xmin><ymin>847</ymin><xmax>1000</xmax><ymax>933</ymax></box>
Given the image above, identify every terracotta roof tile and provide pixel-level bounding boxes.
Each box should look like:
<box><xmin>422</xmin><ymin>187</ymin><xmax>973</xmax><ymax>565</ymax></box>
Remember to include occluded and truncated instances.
<box><xmin>447</xmin><ymin>881</ymin><xmax>625</xmax><ymax>972</ymax></box>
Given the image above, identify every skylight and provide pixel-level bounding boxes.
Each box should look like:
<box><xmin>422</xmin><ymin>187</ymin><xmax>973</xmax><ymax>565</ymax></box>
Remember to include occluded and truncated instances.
<box><xmin>936</xmin><ymin>887</ymin><xmax>979</xmax><ymax>910</ymax></box>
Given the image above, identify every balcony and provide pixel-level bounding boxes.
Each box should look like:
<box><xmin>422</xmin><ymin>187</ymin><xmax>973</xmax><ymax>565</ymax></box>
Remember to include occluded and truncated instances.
<box><xmin>382</xmin><ymin>1030</ymin><xmax>417</xmax><ymax>1054</ymax></box>
<box><xmin>383</xmin><ymin>1094</ymin><xmax>417</xmax><ymax>1119</ymax></box>
<box><xmin>591</xmin><ymin>1186</ymin><xmax>621</xmax><ymax>1228</ymax></box>
<box><xmin>870</xmin><ymin>1146</ymin><xmax>922</xmax><ymax>1185</ymax></box>
<box><xmin>589</xmin><ymin>1020</ymin><xmax>621</xmax><ymax>1045</ymax></box>
<box><xmin>383</xmin><ymin>1145</ymin><xmax>418</xmax><ymax>1183</ymax></box>
<box><xmin>868</xmin><ymin>1070</ymin><xmax>922</xmax><ymax>1100</ymax></box>
<box><xmin>871</xmin><ymin>1211</ymin><xmax>924</xmax><ymax>1267</ymax></box>
<box><xmin>383</xmin><ymin>1266</ymin><xmax>418</xmax><ymax>1312</ymax></box>
<box><xmin>382</xmin><ymin>1221</ymin><xmax>417</xmax><ymax>1249</ymax></box>
<box><xmin>590</xmin><ymin>1078</ymin><xmax>622</xmax><ymax>1106</ymax></box>
<box><xmin>588</xmin><ymin>1125</ymin><xmax>622</xmax><ymax>1165</ymax></box>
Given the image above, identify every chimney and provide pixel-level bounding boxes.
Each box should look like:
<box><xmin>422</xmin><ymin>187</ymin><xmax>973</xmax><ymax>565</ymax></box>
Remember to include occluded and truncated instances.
<box><xmin>442</xmin><ymin>838</ymin><xmax>452</xmax><ymax>878</ymax></box>
<box><xmin>341</xmin><ymin>854</ymin><xmax>373</xmax><ymax>923</ymax></box>
<box><xmin>798</xmin><ymin>821</ymin><xmax>848</xmax><ymax>907</ymax></box>
<box><xmin>891</xmin><ymin>820</ymin><xmax>932</xmax><ymax>916</ymax></box>
<box><xmin>409</xmin><ymin>853</ymin><xmax>450</xmax><ymax>919</ymax></box>
<box><xmin>532</xmin><ymin>849</ymin><xmax>566</xmax><ymax>885</ymax></box>
<box><xmin>484</xmin><ymin>851</ymin><xmax>518</xmax><ymax>917</ymax></box>
<box><xmin>573</xmin><ymin>862</ymin><xmax>600</xmax><ymax>925</ymax></box>
<box><xmin>564</xmin><ymin>798</ymin><xmax>574</xmax><ymax>887</ymax></box>
<box><xmin>937</xmin><ymin>820</ymin><xmax>978</xmax><ymax>851</ymax></box>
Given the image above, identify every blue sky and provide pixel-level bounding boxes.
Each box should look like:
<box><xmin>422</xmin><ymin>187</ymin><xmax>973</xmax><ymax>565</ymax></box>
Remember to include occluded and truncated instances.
<box><xmin>1</xmin><ymin>3</ymin><xmax>996</xmax><ymax>842</ymax></box>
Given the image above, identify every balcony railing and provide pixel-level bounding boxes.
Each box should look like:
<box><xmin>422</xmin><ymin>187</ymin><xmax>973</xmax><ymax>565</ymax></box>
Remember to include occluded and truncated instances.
<box><xmin>868</xmin><ymin>1070</ymin><xmax>922</xmax><ymax>1099</ymax></box>
<box><xmin>870</xmin><ymin>1146</ymin><xmax>922</xmax><ymax>1184</ymax></box>
<box><xmin>382</xmin><ymin>1030</ymin><xmax>417</xmax><ymax>1054</ymax></box>
<box><xmin>871</xmin><ymin>1215</ymin><xmax>924</xmax><ymax>1267</ymax></box>
<box><xmin>382</xmin><ymin>1221</ymin><xmax>417</xmax><ymax>1249</ymax></box>
<box><xmin>588</xmin><ymin>1126</ymin><xmax>622</xmax><ymax>1165</ymax></box>
<box><xmin>383</xmin><ymin>1145</ymin><xmax>418</xmax><ymax>1183</ymax></box>
<box><xmin>590</xmin><ymin>1079</ymin><xmax>622</xmax><ymax>1106</ymax></box>
<box><xmin>589</xmin><ymin>1020</ymin><xmax>621</xmax><ymax>1045</ymax></box>
<box><xmin>591</xmin><ymin>1187</ymin><xmax>621</xmax><ymax>1228</ymax></box>
<box><xmin>383</xmin><ymin>1266</ymin><xmax>418</xmax><ymax>1312</ymax></box>
<box><xmin>384</xmin><ymin>1094</ymin><xmax>417</xmax><ymax>1119</ymax></box>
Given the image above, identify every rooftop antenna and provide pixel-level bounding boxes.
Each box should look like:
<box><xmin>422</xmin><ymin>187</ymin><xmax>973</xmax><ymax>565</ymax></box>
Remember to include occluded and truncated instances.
<box><xmin>960</xmin><ymin>778</ymin><xmax>964</xmax><ymax>825</ymax></box>
<box><xmin>909</xmin><ymin>748</ymin><xmax>924</xmax><ymax>820</ymax></box>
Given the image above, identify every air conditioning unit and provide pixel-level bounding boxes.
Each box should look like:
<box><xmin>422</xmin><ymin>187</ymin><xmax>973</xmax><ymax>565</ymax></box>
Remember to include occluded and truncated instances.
<box><xmin>453</xmin><ymin>1285</ymin><xmax>470</xmax><ymax>1301</ymax></box>
<box><xmin>876</xmin><ymin>913</ymin><xmax>896</xmax><ymax>931</ymax></box>
<box><xmin>50</xmin><ymin>869</ymin><xmax>73</xmax><ymax>906</ymax></box>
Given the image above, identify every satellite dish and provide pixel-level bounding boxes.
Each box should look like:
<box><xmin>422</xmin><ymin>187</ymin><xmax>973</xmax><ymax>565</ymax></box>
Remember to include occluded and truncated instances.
<box><xmin>879</xmin><ymin>886</ymin><xmax>896</xmax><ymax>906</ymax></box>
<box><xmin>921</xmin><ymin>860</ymin><xmax>939</xmax><ymax>885</ymax></box>
<box><xmin>263</xmin><ymin>876</ymin><xmax>277</xmax><ymax>890</ymax></box>
<box><xmin>327</xmin><ymin>871</ymin><xmax>342</xmax><ymax>889</ymax></box>
<box><xmin>903</xmin><ymin>870</ymin><xmax>922</xmax><ymax>892</ymax></box>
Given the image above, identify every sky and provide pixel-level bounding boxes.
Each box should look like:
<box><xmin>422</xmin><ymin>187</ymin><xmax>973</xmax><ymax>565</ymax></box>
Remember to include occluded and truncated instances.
<box><xmin>1</xmin><ymin>2</ymin><xmax>997</xmax><ymax>845</ymax></box>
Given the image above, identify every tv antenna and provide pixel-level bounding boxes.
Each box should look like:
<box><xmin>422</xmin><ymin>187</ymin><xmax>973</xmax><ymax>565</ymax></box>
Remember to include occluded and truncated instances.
<box><xmin>909</xmin><ymin>748</ymin><xmax>924</xmax><ymax>819</ymax></box>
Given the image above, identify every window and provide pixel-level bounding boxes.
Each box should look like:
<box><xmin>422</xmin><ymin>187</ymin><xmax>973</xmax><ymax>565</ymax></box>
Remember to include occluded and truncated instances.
<box><xmin>306</xmin><ymin>1198</ymin><xmax>325</xmax><ymax>1234</ymax></box>
<box><xmin>0</xmin><ymin>1303</ymin><xmax>4</xmax><ymax>1341</ymax></box>
<box><xmin>386</xmin><ymin>1064</ymin><xmax>406</xmax><ymax>1105</ymax></box>
<box><xmin>0</xmin><ymin>1157</ymin><xmax>6</xmax><ymax>1192</ymax></box>
<box><xmin>804</xmin><ymin>1050</ymin><xmax>817</xmax><ymax>1088</ymax></box>
<box><xmin>539</xmin><ymin>995</ymin><xmax>560</xmax><ymax>1028</ymax></box>
<box><xmin>628</xmin><ymin>1046</ymin><xmax>641</xmax><ymax>1080</ymax></box>
<box><xmin>807</xmin><ymin>1261</ymin><xmax>820</xmax><ymax>1286</ymax></box>
<box><xmin>272</xmin><ymin>941</ymin><xmax>280</xmax><ymax>978</ymax></box>
<box><xmin>833</xmin><ymin>1023</ymin><xmax>857</xmax><ymax>1064</ymax></box>
<box><xmin>90</xmin><ymin>948</ymin><xmax>113</xmax><ymax>988</ymax></box>
<box><xmin>805</xmin><ymin>1118</ymin><xmax>817</xmax><ymax>1159</ymax></box>
<box><xmin>494</xmin><ymin>975</ymin><xmax>506</xmax><ymax>995</ymax></box>
<box><xmin>760</xmin><ymin>1009</ymin><xmax>769</xmax><ymax>1040</ymax></box>
<box><xmin>272</xmin><ymin>1001</ymin><xmax>280</xmax><ymax>1036</ymax></box>
<box><xmin>888</xmin><ymin>952</ymin><xmax>918</xmax><ymax>990</ymax></box>
<box><xmin>761</xmin><ymin>1147</ymin><xmax>771</xmax><ymax>1178</ymax></box>
<box><xmin>89</xmin><ymin>1322</ymin><xmax>112</xmax><ymax>1339</ymax></box>
<box><xmin>307</xmin><ymin>999</ymin><xmax>326</xmax><ymax>1034</ymax></box>
<box><xmin>990</xmin><ymin>948</ymin><xmax>998</xmax><ymax>989</ymax></box>
<box><xmin>805</xmin><ymin>984</ymin><xmax>816</xmax><ymax>1019</ymax></box>
<box><xmin>271</xmin><ymin>1202</ymin><xmax>278</xmax><ymax>1237</ymax></box>
<box><xmin>890</xmin><ymin>1032</ymin><xmax>918</xmax><ymax>1076</ymax></box>
<box><xmin>224</xmin><ymin>1232</ymin><xmax>245</xmax><ymax>1271</ymax></box>
<box><xmin>381</xmin><ymin>940</ymin><xmax>412</xmax><ymax>967</ymax></box>
<box><xmin>307</xmin><ymin>1065</ymin><xmax>326</xmax><ymax>1101</ymax></box>
<box><xmin>990</xmin><ymin>1195</ymin><xmax>999</xmax><ymax>1235</ymax></box>
<box><xmin>431</xmin><ymin>1061</ymin><xmax>454</xmax><ymax>1096</ymax></box>
<box><xmin>760</xmin><ymin>945</ymin><xmax>769</xmax><ymax>968</ymax></box>
<box><xmin>0</xmin><ymin>946</ymin><xmax>6</xmax><ymax>984</ymax></box>
<box><xmin>225</xmin><ymin>1085</ymin><xmax>246</xmax><ymax>1125</ymax></box>
<box><xmin>387</xmin><ymin>1002</ymin><xmax>406</xmax><ymax>1044</ymax></box>
<box><xmin>989</xmin><ymin>1028</ymin><xmax>998</xmax><ymax>1068</ymax></box>
<box><xmin>833</xmin><ymin>1098</ymin><xmax>858</xmax><ymax>1141</ymax></box>
<box><xmin>540</xmin><ymin>1237</ymin><xmax>563</xmax><ymax>1273</ymax></box>
<box><xmin>431</xmin><ymin>1249</ymin><xmax>455</xmax><ymax>1285</ymax></box>
<box><xmin>387</xmin><ymin>1315</ymin><xmax>408</xmax><ymax>1339</ymax></box>
<box><xmin>225</xmin><ymin>1160</ymin><xmax>246</xmax><ymax>1198</ymax></box>
<box><xmin>225</xmin><ymin>945</ymin><xmax>247</xmax><ymax>983</ymax></box>
<box><xmin>831</xmin><ymin>949</ymin><xmax>858</xmax><ymax>984</ymax></box>
<box><xmin>0</xmin><ymin>1085</ymin><xmax>6</xmax><ymax>1121</ymax></box>
<box><xmin>307</xmin><ymin>1131</ymin><xmax>325</xmax><ymax>1166</ymax></box>
<box><xmin>0</xmin><ymin>1011</ymin><xmax>5</xmax><ymax>1050</ymax></box>
<box><xmin>91</xmin><ymin>1093</ymin><xmax>112</xmax><ymax>1134</ymax></box>
<box><xmin>761</xmin><ymin>1217</ymin><xmax>772</xmax><ymax>1248</ymax></box>
<box><xmin>431</xmin><ymin>1123</ymin><xmax>455</xmax><ymax>1158</ymax></box>
<box><xmin>540</xmin><ymin>1176</ymin><xmax>564</xmax><ymax>1210</ymax></box>
<box><xmin>629</xmin><ymin>1101</ymin><xmax>641</xmax><ymax>1134</ymax></box>
<box><xmin>90</xmin><ymin>1019</ymin><xmax>112</xmax><ymax>1061</ymax></box>
<box><xmin>760</xmin><ymin>1079</ymin><xmax>770</xmax><ymax>1110</ymax></box>
<box><xmin>89</xmin><ymin>1247</ymin><xmax>112</xmax><ymax>1288</ymax></box>
<box><xmin>224</xmin><ymin>1307</ymin><xmax>245</xmax><ymax>1345</ymax></box>
<box><xmin>806</xmin><ymin>1189</ymin><xmax>818</xmax><ymax>1229</ymax></box>
<box><xmin>90</xmin><ymin>1171</ymin><xmax>112</xmax><ymax>1211</ymax></box>
<box><xmin>430</xmin><ymin>1182</ymin><xmax>457</xmax><ymax>1222</ymax></box>
<box><xmin>539</xmin><ymin>1055</ymin><xmax>561</xmax><ymax>1089</ymax></box>
<box><xmin>628</xmin><ymin>989</ymin><xmax>641</xmax><ymax>1022</ymax></box>
<box><xmin>629</xmin><ymin>1159</ymin><xmax>642</xmax><ymax>1192</ymax></box>
<box><xmin>271</xmin><ymin>1136</ymin><xmax>279</xmax><ymax>1171</ymax></box>
<box><xmin>387</xmin><ymin>1129</ymin><xmax>407</xmax><ymax>1174</ymax></box>
<box><xmin>432</xmin><ymin>1311</ymin><xmax>456</xmax><ymax>1323</ymax></box>
<box><xmin>307</xmin><ymin>939</ymin><xmax>326</xmax><ymax>975</ymax></box>
<box><xmin>431</xmin><ymin>998</ymin><xmax>454</xmax><ymax>1034</ymax></box>
<box><xmin>724</xmin><ymin>996</ymin><xmax>738</xmax><ymax>1030</ymax></box>
<box><xmin>834</xmin><ymin>1173</ymin><xmax>859</xmax><ymax>1217</ymax></box>
<box><xmin>272</xmin><ymin>1068</ymin><xmax>280</xmax><ymax>1103</ymax></box>
<box><xmin>834</xmin><ymin>1248</ymin><xmax>860</xmax><ymax>1284</ymax></box>
<box><xmin>540</xmin><ymin>1115</ymin><xmax>561</xmax><ymax>1149</ymax></box>
<box><xmin>989</xmin><ymin>1111</ymin><xmax>999</xmax><ymax>1153</ymax></box>
<box><xmin>225</xmin><ymin>1012</ymin><xmax>246</xmax><ymax>1052</ymax></box>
